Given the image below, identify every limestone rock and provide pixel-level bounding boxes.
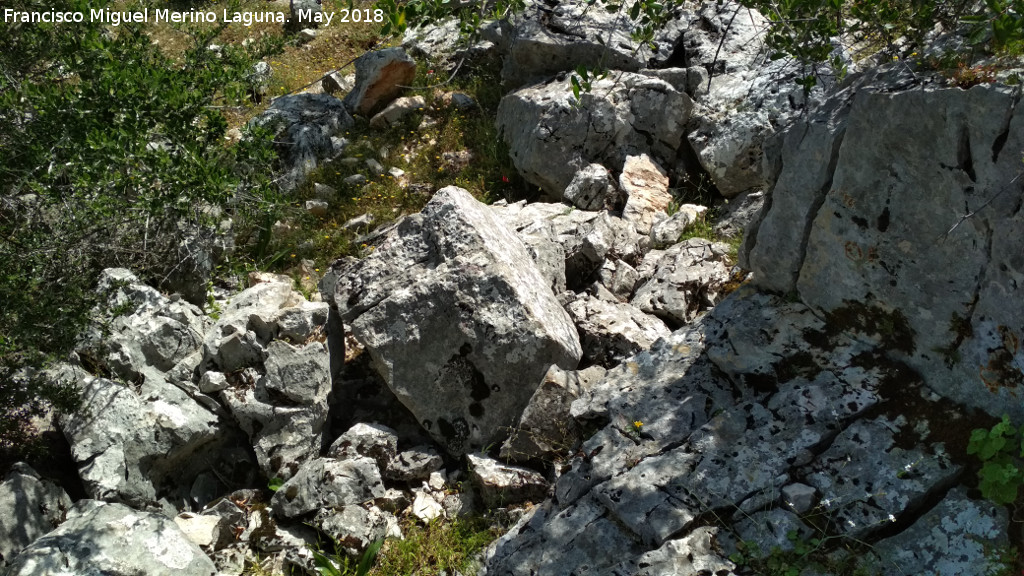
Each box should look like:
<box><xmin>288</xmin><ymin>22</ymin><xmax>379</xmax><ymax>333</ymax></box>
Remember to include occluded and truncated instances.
<box><xmin>746</xmin><ymin>69</ymin><xmax>1024</xmax><ymax>421</ymax></box>
<box><xmin>650</xmin><ymin>205</ymin><xmax>708</xmax><ymax>248</ymax></box>
<box><xmin>497</xmin><ymin>73</ymin><xmax>691</xmax><ymax>199</ymax></box>
<box><xmin>631</xmin><ymin>239</ymin><xmax>732</xmax><ymax>326</ymax></box>
<box><xmin>500</xmin><ymin>365</ymin><xmax>595</xmax><ymax>462</ymax></box>
<box><xmin>327</xmin><ymin>423</ymin><xmax>399</xmax><ymax>471</ymax></box>
<box><xmin>563</xmin><ymin>164</ymin><xmax>618</xmax><ymax>211</ymax></box>
<box><xmin>369</xmin><ymin>95</ymin><xmax>427</xmax><ymax>127</ymax></box>
<box><xmin>385</xmin><ymin>446</ymin><xmax>443</xmax><ymax>482</ymax></box>
<box><xmin>0</xmin><ymin>463</ymin><xmax>71</xmax><ymax>566</ymax></box>
<box><xmin>343</xmin><ymin>48</ymin><xmax>417</xmax><ymax>116</ymax></box>
<box><xmin>289</xmin><ymin>0</ymin><xmax>321</xmax><ymax>29</ymax></box>
<box><xmin>221</xmin><ymin>341</ymin><xmax>330</xmax><ymax>481</ymax></box>
<box><xmin>4</xmin><ymin>500</ymin><xmax>217</xmax><ymax>576</ymax></box>
<box><xmin>620</xmin><ymin>154</ymin><xmax>672</xmax><ymax>235</ymax></box>
<box><xmin>271</xmin><ymin>457</ymin><xmax>384</xmax><ymax>518</ymax></box>
<box><xmin>313</xmin><ymin>505</ymin><xmax>399</xmax><ymax>556</ymax></box>
<box><xmin>467</xmin><ymin>454</ymin><xmax>548</xmax><ymax>508</ymax></box>
<box><xmin>331</xmin><ymin>186</ymin><xmax>581</xmax><ymax>454</ymax></box>
<box><xmin>566</xmin><ymin>292</ymin><xmax>671</xmax><ymax>367</ymax></box>
<box><xmin>249</xmin><ymin>94</ymin><xmax>354</xmax><ymax>191</ymax></box>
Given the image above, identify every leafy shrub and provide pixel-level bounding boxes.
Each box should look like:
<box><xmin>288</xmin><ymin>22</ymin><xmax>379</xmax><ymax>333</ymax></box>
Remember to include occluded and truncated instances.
<box><xmin>968</xmin><ymin>415</ymin><xmax>1024</xmax><ymax>505</ymax></box>
<box><xmin>0</xmin><ymin>0</ymin><xmax>284</xmax><ymax>457</ymax></box>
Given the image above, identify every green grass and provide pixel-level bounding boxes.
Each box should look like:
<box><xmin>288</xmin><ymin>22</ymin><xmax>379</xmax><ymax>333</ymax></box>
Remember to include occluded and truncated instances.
<box><xmin>369</xmin><ymin>516</ymin><xmax>499</xmax><ymax>576</ymax></box>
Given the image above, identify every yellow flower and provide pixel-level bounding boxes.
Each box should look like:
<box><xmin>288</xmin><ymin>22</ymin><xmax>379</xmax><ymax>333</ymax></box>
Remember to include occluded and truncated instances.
<box><xmin>633</xmin><ymin>420</ymin><xmax>643</xmax><ymax>428</ymax></box>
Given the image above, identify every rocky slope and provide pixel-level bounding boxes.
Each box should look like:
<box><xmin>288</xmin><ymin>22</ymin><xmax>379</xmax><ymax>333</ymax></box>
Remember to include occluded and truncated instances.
<box><xmin>2</xmin><ymin>1</ymin><xmax>1023</xmax><ymax>575</ymax></box>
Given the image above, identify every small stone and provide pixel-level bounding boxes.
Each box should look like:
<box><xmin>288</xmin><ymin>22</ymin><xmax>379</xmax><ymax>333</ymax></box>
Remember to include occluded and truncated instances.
<box><xmin>781</xmin><ymin>483</ymin><xmax>817</xmax><ymax>514</ymax></box>
<box><xmin>297</xmin><ymin>28</ymin><xmax>317</xmax><ymax>44</ymax></box>
<box><xmin>412</xmin><ymin>490</ymin><xmax>444</xmax><ymax>522</ymax></box>
<box><xmin>322</xmin><ymin>72</ymin><xmax>356</xmax><ymax>95</ymax></box>
<box><xmin>199</xmin><ymin>371</ymin><xmax>228</xmax><ymax>394</ymax></box>
<box><xmin>342</xmin><ymin>213</ymin><xmax>375</xmax><ymax>230</ymax></box>
<box><xmin>365</xmin><ymin>158</ymin><xmax>385</xmax><ymax>176</ymax></box>
<box><xmin>388</xmin><ymin>167</ymin><xmax>406</xmax><ymax>179</ymax></box>
<box><xmin>305</xmin><ymin>200</ymin><xmax>329</xmax><ymax>217</ymax></box>
<box><xmin>386</xmin><ymin>446</ymin><xmax>444</xmax><ymax>482</ymax></box>
<box><xmin>427</xmin><ymin>471</ymin><xmax>446</xmax><ymax>492</ymax></box>
<box><xmin>314</xmin><ymin>183</ymin><xmax>337</xmax><ymax>201</ymax></box>
<box><xmin>467</xmin><ymin>454</ymin><xmax>548</xmax><ymax>508</ymax></box>
<box><xmin>344</xmin><ymin>174</ymin><xmax>367</xmax><ymax>186</ymax></box>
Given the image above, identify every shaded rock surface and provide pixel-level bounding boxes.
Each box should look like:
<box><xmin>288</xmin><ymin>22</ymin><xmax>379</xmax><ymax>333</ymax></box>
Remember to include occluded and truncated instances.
<box><xmin>329</xmin><ymin>186</ymin><xmax>582</xmax><ymax>454</ymax></box>
<box><xmin>4</xmin><ymin>500</ymin><xmax>217</xmax><ymax>576</ymax></box>
<box><xmin>343</xmin><ymin>48</ymin><xmax>417</xmax><ymax>116</ymax></box>
<box><xmin>0</xmin><ymin>464</ymin><xmax>71</xmax><ymax>567</ymax></box>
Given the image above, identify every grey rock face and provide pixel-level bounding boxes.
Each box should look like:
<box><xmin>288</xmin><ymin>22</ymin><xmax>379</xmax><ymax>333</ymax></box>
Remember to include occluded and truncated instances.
<box><xmin>499</xmin><ymin>1</ymin><xmax>679</xmax><ymax>89</ymax></box>
<box><xmin>221</xmin><ymin>341</ymin><xmax>331</xmax><ymax>481</ymax></box>
<box><xmin>385</xmin><ymin>446</ymin><xmax>444</xmax><ymax>482</ymax></box>
<box><xmin>61</xmin><ymin>375</ymin><xmax>221</xmax><ymax>506</ymax></box>
<box><xmin>631</xmin><ymin>238</ymin><xmax>732</xmax><ymax>326</ymax></box>
<box><xmin>501</xmin><ymin>365</ymin><xmax>603</xmax><ymax>462</ymax></box>
<box><xmin>866</xmin><ymin>488</ymin><xmax>1008</xmax><ymax>575</ymax></box>
<box><xmin>496</xmin><ymin>72</ymin><xmax>691</xmax><ymax>199</ymax></box>
<box><xmin>4</xmin><ymin>500</ymin><xmax>217</xmax><ymax>576</ymax></box>
<box><xmin>327</xmin><ymin>423</ymin><xmax>399</xmax><ymax>471</ymax></box>
<box><xmin>313</xmin><ymin>505</ymin><xmax>399</xmax><ymax>556</ymax></box>
<box><xmin>249</xmin><ymin>94</ymin><xmax>354</xmax><ymax>191</ymax></box>
<box><xmin>746</xmin><ymin>69</ymin><xmax>1024</xmax><ymax>421</ymax></box>
<box><xmin>0</xmin><ymin>463</ymin><xmax>71</xmax><ymax>566</ymax></box>
<box><xmin>331</xmin><ymin>186</ymin><xmax>581</xmax><ymax>454</ymax></box>
<box><xmin>563</xmin><ymin>163</ymin><xmax>618</xmax><ymax>211</ymax></box>
<box><xmin>467</xmin><ymin>454</ymin><xmax>548</xmax><ymax>509</ymax></box>
<box><xmin>566</xmin><ymin>292</ymin><xmax>671</xmax><ymax>367</ymax></box>
<box><xmin>271</xmin><ymin>457</ymin><xmax>384</xmax><ymax>518</ymax></box>
<box><xmin>620</xmin><ymin>154</ymin><xmax>672</xmax><ymax>235</ymax></box>
<box><xmin>343</xmin><ymin>48</ymin><xmax>417</xmax><ymax>116</ymax></box>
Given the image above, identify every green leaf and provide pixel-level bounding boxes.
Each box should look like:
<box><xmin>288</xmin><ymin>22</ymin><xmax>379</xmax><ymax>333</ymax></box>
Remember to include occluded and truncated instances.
<box><xmin>356</xmin><ymin>538</ymin><xmax>385</xmax><ymax>576</ymax></box>
<box><xmin>268</xmin><ymin>477</ymin><xmax>284</xmax><ymax>492</ymax></box>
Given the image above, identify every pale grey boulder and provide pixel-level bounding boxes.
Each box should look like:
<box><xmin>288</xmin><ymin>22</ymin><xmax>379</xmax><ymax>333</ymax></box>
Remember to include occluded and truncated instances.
<box><xmin>650</xmin><ymin>205</ymin><xmax>707</xmax><ymax>248</ymax></box>
<box><xmin>597</xmin><ymin>259</ymin><xmax>639</xmax><ymax>299</ymax></box>
<box><xmin>498</xmin><ymin>0</ymin><xmax>680</xmax><ymax>88</ymax></box>
<box><xmin>332</xmin><ymin>186</ymin><xmax>581</xmax><ymax>454</ymax></box>
<box><xmin>369</xmin><ymin>95</ymin><xmax>427</xmax><ymax>127</ymax></box>
<box><xmin>270</xmin><ymin>457</ymin><xmax>384</xmax><ymax>518</ymax></box>
<box><xmin>249</xmin><ymin>94</ymin><xmax>354</xmax><ymax>191</ymax></box>
<box><xmin>4</xmin><ymin>500</ymin><xmax>217</xmax><ymax>576</ymax></box>
<box><xmin>746</xmin><ymin>69</ymin><xmax>1024</xmax><ymax>421</ymax></box>
<box><xmin>631</xmin><ymin>238</ymin><xmax>732</xmax><ymax>326</ymax></box>
<box><xmin>60</xmin><ymin>375</ymin><xmax>221</xmax><ymax>507</ymax></box>
<box><xmin>289</xmin><ymin>0</ymin><xmax>321</xmax><ymax>29</ymax></box>
<box><xmin>611</xmin><ymin>527</ymin><xmax>736</xmax><ymax>576</ymax></box>
<box><xmin>221</xmin><ymin>341</ymin><xmax>330</xmax><ymax>481</ymax></box>
<box><xmin>313</xmin><ymin>505</ymin><xmax>399</xmax><ymax>556</ymax></box>
<box><xmin>274</xmin><ymin>300</ymin><xmax>328</xmax><ymax>342</ymax></box>
<box><xmin>497</xmin><ymin>72</ymin><xmax>691</xmax><ymax>199</ymax></box>
<box><xmin>343</xmin><ymin>48</ymin><xmax>416</xmax><ymax>116</ymax></box>
<box><xmin>0</xmin><ymin>463</ymin><xmax>71</xmax><ymax>567</ymax></box>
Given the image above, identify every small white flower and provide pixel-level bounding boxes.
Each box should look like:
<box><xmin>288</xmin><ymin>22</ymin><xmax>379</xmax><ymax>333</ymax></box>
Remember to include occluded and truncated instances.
<box><xmin>888</xmin><ymin>514</ymin><xmax>897</xmax><ymax>523</ymax></box>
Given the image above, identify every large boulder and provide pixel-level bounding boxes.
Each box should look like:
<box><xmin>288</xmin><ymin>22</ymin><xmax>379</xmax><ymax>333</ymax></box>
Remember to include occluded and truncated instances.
<box><xmin>745</xmin><ymin>66</ymin><xmax>1024</xmax><ymax>421</ymax></box>
<box><xmin>330</xmin><ymin>186</ymin><xmax>582</xmax><ymax>454</ymax></box>
<box><xmin>249</xmin><ymin>94</ymin><xmax>353</xmax><ymax>191</ymax></box>
<box><xmin>4</xmin><ymin>500</ymin><xmax>217</xmax><ymax>576</ymax></box>
<box><xmin>0</xmin><ymin>463</ymin><xmax>71</xmax><ymax>567</ymax></box>
<box><xmin>60</xmin><ymin>374</ymin><xmax>221</xmax><ymax>507</ymax></box>
<box><xmin>496</xmin><ymin>72</ymin><xmax>691</xmax><ymax>200</ymax></box>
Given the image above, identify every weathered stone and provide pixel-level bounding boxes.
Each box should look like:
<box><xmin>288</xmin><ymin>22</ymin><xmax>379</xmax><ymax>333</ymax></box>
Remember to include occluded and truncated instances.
<box><xmin>332</xmin><ymin>187</ymin><xmax>581</xmax><ymax>454</ymax></box>
<box><xmin>60</xmin><ymin>375</ymin><xmax>221</xmax><ymax>506</ymax></box>
<box><xmin>5</xmin><ymin>501</ymin><xmax>216</xmax><ymax>576</ymax></box>
<box><xmin>0</xmin><ymin>463</ymin><xmax>71</xmax><ymax>566</ymax></box>
<box><xmin>305</xmin><ymin>199</ymin><xmax>328</xmax><ymax>217</ymax></box>
<box><xmin>611</xmin><ymin>527</ymin><xmax>737</xmax><ymax>576</ymax></box>
<box><xmin>221</xmin><ymin>341</ymin><xmax>330</xmax><ymax>481</ymax></box>
<box><xmin>650</xmin><ymin>205</ymin><xmax>708</xmax><ymax>248</ymax></box>
<box><xmin>564</xmin><ymin>164</ymin><xmax>618</xmax><ymax>211</ymax></box>
<box><xmin>621</xmin><ymin>154</ymin><xmax>672</xmax><ymax>235</ymax></box>
<box><xmin>865</xmin><ymin>487</ymin><xmax>1008</xmax><ymax>575</ymax></box>
<box><xmin>631</xmin><ymin>239</ymin><xmax>732</xmax><ymax>326</ymax></box>
<box><xmin>313</xmin><ymin>505</ymin><xmax>399</xmax><ymax>556</ymax></box>
<box><xmin>385</xmin><ymin>446</ymin><xmax>443</xmax><ymax>482</ymax></box>
<box><xmin>597</xmin><ymin>259</ymin><xmax>640</xmax><ymax>299</ymax></box>
<box><xmin>249</xmin><ymin>94</ymin><xmax>354</xmax><ymax>191</ymax></box>
<box><xmin>289</xmin><ymin>0</ymin><xmax>321</xmax><ymax>29</ymax></box>
<box><xmin>411</xmin><ymin>490</ymin><xmax>444</xmax><ymax>522</ymax></box>
<box><xmin>271</xmin><ymin>457</ymin><xmax>384</xmax><ymax>518</ymax></box>
<box><xmin>327</xmin><ymin>423</ymin><xmax>399</xmax><ymax>470</ymax></box>
<box><xmin>274</xmin><ymin>300</ymin><xmax>329</xmax><ymax>342</ymax></box>
<box><xmin>746</xmin><ymin>70</ymin><xmax>1024</xmax><ymax>421</ymax></box>
<box><xmin>566</xmin><ymin>292</ymin><xmax>671</xmax><ymax>367</ymax></box>
<box><xmin>173</xmin><ymin>512</ymin><xmax>223</xmax><ymax>549</ymax></box>
<box><xmin>467</xmin><ymin>454</ymin><xmax>548</xmax><ymax>509</ymax></box>
<box><xmin>781</xmin><ymin>482</ymin><xmax>817</xmax><ymax>514</ymax></box>
<box><xmin>370</xmin><ymin>95</ymin><xmax>427</xmax><ymax>127</ymax></box>
<box><xmin>343</xmin><ymin>48</ymin><xmax>417</xmax><ymax>116</ymax></box>
<box><xmin>500</xmin><ymin>365</ymin><xmax>587</xmax><ymax>462</ymax></box>
<box><xmin>497</xmin><ymin>73</ymin><xmax>691</xmax><ymax>199</ymax></box>
<box><xmin>198</xmin><ymin>371</ymin><xmax>228</xmax><ymax>394</ymax></box>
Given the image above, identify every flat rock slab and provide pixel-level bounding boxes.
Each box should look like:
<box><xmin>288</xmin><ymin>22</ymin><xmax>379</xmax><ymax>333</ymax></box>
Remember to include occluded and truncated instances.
<box><xmin>332</xmin><ymin>186</ymin><xmax>581</xmax><ymax>454</ymax></box>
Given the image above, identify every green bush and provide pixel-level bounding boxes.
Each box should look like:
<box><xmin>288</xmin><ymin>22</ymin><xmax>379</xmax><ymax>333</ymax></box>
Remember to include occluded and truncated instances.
<box><xmin>0</xmin><ymin>0</ymin><xmax>284</xmax><ymax>457</ymax></box>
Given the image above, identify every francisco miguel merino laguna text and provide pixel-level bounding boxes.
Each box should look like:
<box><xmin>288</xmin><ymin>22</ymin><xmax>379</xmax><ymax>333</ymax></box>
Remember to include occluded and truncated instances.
<box><xmin>3</xmin><ymin>8</ymin><xmax>293</xmax><ymax>27</ymax></box>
